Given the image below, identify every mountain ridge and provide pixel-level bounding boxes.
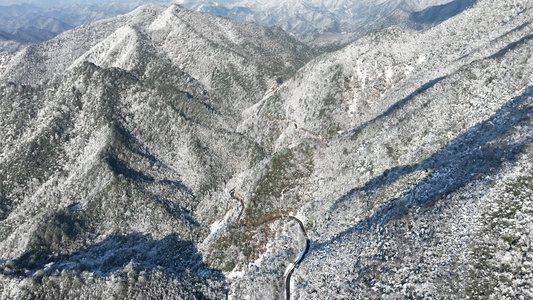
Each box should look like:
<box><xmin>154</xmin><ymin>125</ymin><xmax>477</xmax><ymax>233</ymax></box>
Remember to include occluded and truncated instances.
<box><xmin>180</xmin><ymin>0</ymin><xmax>477</xmax><ymax>47</ymax></box>
<box><xmin>1</xmin><ymin>0</ymin><xmax>533</xmax><ymax>299</ymax></box>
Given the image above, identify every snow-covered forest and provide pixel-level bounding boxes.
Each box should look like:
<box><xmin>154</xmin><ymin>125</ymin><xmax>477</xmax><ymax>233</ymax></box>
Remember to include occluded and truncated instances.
<box><xmin>0</xmin><ymin>0</ymin><xmax>532</xmax><ymax>299</ymax></box>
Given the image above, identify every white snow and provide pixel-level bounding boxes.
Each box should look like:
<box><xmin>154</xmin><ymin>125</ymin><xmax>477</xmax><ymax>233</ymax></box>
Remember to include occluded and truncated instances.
<box><xmin>227</xmin><ymin>269</ymin><xmax>246</xmax><ymax>279</ymax></box>
<box><xmin>210</xmin><ymin>220</ymin><xmax>223</xmax><ymax>236</ymax></box>
<box><xmin>385</xmin><ymin>65</ymin><xmax>394</xmax><ymax>82</ymax></box>
<box><xmin>404</xmin><ymin>64</ymin><xmax>415</xmax><ymax>76</ymax></box>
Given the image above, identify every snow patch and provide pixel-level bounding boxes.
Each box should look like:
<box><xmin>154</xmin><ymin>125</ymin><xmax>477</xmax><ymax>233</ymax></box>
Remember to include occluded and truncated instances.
<box><xmin>385</xmin><ymin>66</ymin><xmax>394</xmax><ymax>82</ymax></box>
<box><xmin>283</xmin><ymin>262</ymin><xmax>294</xmax><ymax>278</ymax></box>
<box><xmin>355</xmin><ymin>64</ymin><xmax>367</xmax><ymax>92</ymax></box>
<box><xmin>149</xmin><ymin>5</ymin><xmax>176</xmax><ymax>31</ymax></box>
<box><xmin>210</xmin><ymin>220</ymin><xmax>223</xmax><ymax>236</ymax></box>
<box><xmin>404</xmin><ymin>64</ymin><xmax>415</xmax><ymax>75</ymax></box>
<box><xmin>69</xmin><ymin>25</ymin><xmax>141</xmax><ymax>71</ymax></box>
<box><xmin>293</xmin><ymin>211</ymin><xmax>306</xmax><ymax>225</ymax></box>
<box><xmin>227</xmin><ymin>269</ymin><xmax>245</xmax><ymax>279</ymax></box>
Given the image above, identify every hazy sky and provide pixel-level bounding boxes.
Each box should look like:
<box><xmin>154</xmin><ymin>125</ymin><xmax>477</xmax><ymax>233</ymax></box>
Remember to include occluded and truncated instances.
<box><xmin>0</xmin><ymin>0</ymin><xmax>171</xmax><ymax>7</ymax></box>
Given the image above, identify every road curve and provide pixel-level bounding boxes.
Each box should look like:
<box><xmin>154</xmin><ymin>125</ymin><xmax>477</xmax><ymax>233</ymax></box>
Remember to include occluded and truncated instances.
<box><xmin>283</xmin><ymin>216</ymin><xmax>310</xmax><ymax>300</ymax></box>
<box><xmin>229</xmin><ymin>189</ymin><xmax>310</xmax><ymax>300</ymax></box>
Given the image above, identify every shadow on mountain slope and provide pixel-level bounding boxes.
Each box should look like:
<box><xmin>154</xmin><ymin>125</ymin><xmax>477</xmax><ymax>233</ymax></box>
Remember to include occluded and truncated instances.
<box><xmin>410</xmin><ymin>0</ymin><xmax>477</xmax><ymax>25</ymax></box>
<box><xmin>1</xmin><ymin>233</ymin><xmax>224</xmax><ymax>280</ymax></box>
<box><xmin>348</xmin><ymin>76</ymin><xmax>446</xmax><ymax>138</ymax></box>
<box><xmin>107</xmin><ymin>124</ymin><xmax>196</xmax><ymax>198</ymax></box>
<box><xmin>490</xmin><ymin>34</ymin><xmax>533</xmax><ymax>59</ymax></box>
<box><xmin>106</xmin><ymin>156</ymin><xmax>155</xmax><ymax>183</ymax></box>
<box><xmin>155</xmin><ymin>195</ymin><xmax>201</xmax><ymax>227</ymax></box>
<box><xmin>113</xmin><ymin>124</ymin><xmax>159</xmax><ymax>165</ymax></box>
<box><xmin>320</xmin><ymin>84</ymin><xmax>533</xmax><ymax>249</ymax></box>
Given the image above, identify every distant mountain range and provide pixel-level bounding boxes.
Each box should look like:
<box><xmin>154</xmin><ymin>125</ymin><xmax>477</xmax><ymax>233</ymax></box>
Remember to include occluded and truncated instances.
<box><xmin>179</xmin><ymin>0</ymin><xmax>478</xmax><ymax>47</ymax></box>
<box><xmin>0</xmin><ymin>1</ymin><xmax>170</xmax><ymax>52</ymax></box>
<box><xmin>1</xmin><ymin>0</ymin><xmax>533</xmax><ymax>299</ymax></box>
<box><xmin>0</xmin><ymin>0</ymin><xmax>165</xmax><ymax>7</ymax></box>
<box><xmin>0</xmin><ymin>0</ymin><xmax>478</xmax><ymax>52</ymax></box>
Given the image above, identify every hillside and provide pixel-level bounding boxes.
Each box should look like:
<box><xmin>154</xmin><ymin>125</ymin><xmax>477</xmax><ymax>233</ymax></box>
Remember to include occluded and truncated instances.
<box><xmin>179</xmin><ymin>0</ymin><xmax>476</xmax><ymax>48</ymax></box>
<box><xmin>0</xmin><ymin>1</ymin><xmax>171</xmax><ymax>52</ymax></box>
<box><xmin>0</xmin><ymin>4</ymin><xmax>312</xmax><ymax>299</ymax></box>
<box><xmin>1</xmin><ymin>0</ymin><xmax>533</xmax><ymax>299</ymax></box>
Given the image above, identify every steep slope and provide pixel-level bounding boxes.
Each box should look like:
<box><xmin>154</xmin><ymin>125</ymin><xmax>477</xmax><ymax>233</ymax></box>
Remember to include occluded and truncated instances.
<box><xmin>0</xmin><ymin>61</ymin><xmax>233</xmax><ymax>298</ymax></box>
<box><xmin>227</xmin><ymin>0</ymin><xmax>533</xmax><ymax>298</ymax></box>
<box><xmin>0</xmin><ymin>4</ymin><xmax>313</xmax><ymax>117</ymax></box>
<box><xmin>0</xmin><ymin>1</ymin><xmax>169</xmax><ymax>53</ymax></box>
<box><xmin>0</xmin><ymin>4</ymin><xmax>312</xmax><ymax>299</ymax></box>
<box><xmin>1</xmin><ymin>0</ymin><xmax>533</xmax><ymax>299</ymax></box>
<box><xmin>239</xmin><ymin>0</ymin><xmax>532</xmax><ymax>150</ymax></box>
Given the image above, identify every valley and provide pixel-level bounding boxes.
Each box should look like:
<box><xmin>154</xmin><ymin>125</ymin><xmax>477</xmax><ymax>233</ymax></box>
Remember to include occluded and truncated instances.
<box><xmin>0</xmin><ymin>0</ymin><xmax>532</xmax><ymax>299</ymax></box>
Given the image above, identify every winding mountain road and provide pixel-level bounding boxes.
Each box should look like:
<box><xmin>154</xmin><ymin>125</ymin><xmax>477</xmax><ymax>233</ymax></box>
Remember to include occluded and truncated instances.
<box><xmin>229</xmin><ymin>188</ymin><xmax>310</xmax><ymax>300</ymax></box>
<box><xmin>283</xmin><ymin>216</ymin><xmax>310</xmax><ymax>300</ymax></box>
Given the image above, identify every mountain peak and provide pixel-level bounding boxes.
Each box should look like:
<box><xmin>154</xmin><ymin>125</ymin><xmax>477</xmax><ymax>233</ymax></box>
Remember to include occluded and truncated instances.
<box><xmin>1</xmin><ymin>0</ymin><xmax>533</xmax><ymax>299</ymax></box>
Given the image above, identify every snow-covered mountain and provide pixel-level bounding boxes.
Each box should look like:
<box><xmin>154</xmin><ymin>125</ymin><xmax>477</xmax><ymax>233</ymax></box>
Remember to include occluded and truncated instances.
<box><xmin>0</xmin><ymin>1</ymin><xmax>171</xmax><ymax>52</ymax></box>
<box><xmin>0</xmin><ymin>4</ymin><xmax>313</xmax><ymax>298</ymax></box>
<box><xmin>0</xmin><ymin>0</ymin><xmax>475</xmax><ymax>52</ymax></box>
<box><xmin>179</xmin><ymin>0</ymin><xmax>476</xmax><ymax>47</ymax></box>
<box><xmin>1</xmin><ymin>0</ymin><xmax>533</xmax><ymax>299</ymax></box>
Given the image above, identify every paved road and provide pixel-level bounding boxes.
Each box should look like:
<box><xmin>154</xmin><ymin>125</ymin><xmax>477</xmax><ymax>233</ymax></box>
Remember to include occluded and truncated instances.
<box><xmin>229</xmin><ymin>188</ymin><xmax>310</xmax><ymax>300</ymax></box>
<box><xmin>283</xmin><ymin>216</ymin><xmax>310</xmax><ymax>300</ymax></box>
